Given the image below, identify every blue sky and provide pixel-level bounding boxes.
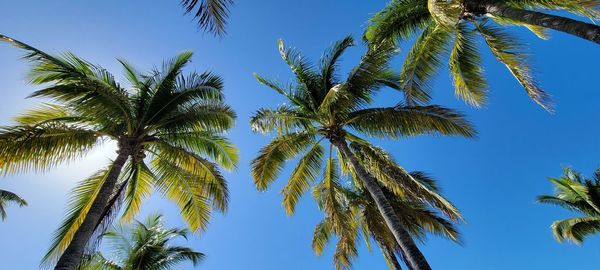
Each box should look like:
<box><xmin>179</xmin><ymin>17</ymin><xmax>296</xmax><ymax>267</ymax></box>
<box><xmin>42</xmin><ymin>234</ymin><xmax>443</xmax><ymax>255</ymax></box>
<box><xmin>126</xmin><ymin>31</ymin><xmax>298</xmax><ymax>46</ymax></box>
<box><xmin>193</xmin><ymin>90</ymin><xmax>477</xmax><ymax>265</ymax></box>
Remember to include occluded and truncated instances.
<box><xmin>1</xmin><ymin>1</ymin><xmax>600</xmax><ymax>269</ymax></box>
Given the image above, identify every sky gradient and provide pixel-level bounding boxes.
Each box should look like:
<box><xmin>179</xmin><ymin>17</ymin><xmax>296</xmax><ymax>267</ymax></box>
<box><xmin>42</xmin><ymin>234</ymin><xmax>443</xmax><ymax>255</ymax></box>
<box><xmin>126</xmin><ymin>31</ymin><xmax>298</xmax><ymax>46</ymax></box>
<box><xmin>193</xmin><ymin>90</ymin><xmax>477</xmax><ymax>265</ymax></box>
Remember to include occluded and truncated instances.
<box><xmin>1</xmin><ymin>1</ymin><xmax>600</xmax><ymax>269</ymax></box>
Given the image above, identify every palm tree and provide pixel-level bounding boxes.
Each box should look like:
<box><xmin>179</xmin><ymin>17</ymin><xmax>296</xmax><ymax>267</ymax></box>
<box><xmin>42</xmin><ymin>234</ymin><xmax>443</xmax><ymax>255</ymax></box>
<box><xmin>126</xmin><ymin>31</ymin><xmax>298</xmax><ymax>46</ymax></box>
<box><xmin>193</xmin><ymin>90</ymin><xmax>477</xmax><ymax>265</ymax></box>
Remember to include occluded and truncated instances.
<box><xmin>0</xmin><ymin>35</ymin><xmax>237</xmax><ymax>270</ymax></box>
<box><xmin>180</xmin><ymin>0</ymin><xmax>233</xmax><ymax>36</ymax></box>
<box><xmin>538</xmin><ymin>167</ymin><xmax>600</xmax><ymax>244</ymax></box>
<box><xmin>0</xmin><ymin>188</ymin><xmax>27</xmax><ymax>220</ymax></box>
<box><xmin>250</xmin><ymin>36</ymin><xmax>474</xmax><ymax>270</ymax></box>
<box><xmin>81</xmin><ymin>213</ymin><xmax>204</xmax><ymax>270</ymax></box>
<box><xmin>366</xmin><ymin>0</ymin><xmax>600</xmax><ymax>111</ymax></box>
<box><xmin>311</xmin><ymin>155</ymin><xmax>460</xmax><ymax>270</ymax></box>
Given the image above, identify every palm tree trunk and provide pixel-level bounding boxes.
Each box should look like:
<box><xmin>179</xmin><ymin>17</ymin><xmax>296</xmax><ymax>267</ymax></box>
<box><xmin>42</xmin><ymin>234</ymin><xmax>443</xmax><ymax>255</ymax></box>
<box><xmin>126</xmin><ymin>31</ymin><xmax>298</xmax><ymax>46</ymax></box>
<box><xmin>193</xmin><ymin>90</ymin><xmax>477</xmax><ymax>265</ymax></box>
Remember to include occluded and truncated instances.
<box><xmin>475</xmin><ymin>2</ymin><xmax>600</xmax><ymax>44</ymax></box>
<box><xmin>54</xmin><ymin>149</ymin><xmax>129</xmax><ymax>270</ymax></box>
<box><xmin>374</xmin><ymin>235</ymin><xmax>403</xmax><ymax>270</ymax></box>
<box><xmin>334</xmin><ymin>140</ymin><xmax>432</xmax><ymax>270</ymax></box>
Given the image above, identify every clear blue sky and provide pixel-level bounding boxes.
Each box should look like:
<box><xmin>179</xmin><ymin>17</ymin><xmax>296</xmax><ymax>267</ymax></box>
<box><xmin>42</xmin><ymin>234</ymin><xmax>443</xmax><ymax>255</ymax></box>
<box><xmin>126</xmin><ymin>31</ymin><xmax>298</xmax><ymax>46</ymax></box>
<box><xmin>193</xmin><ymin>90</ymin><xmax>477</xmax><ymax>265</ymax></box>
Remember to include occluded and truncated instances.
<box><xmin>1</xmin><ymin>1</ymin><xmax>600</xmax><ymax>269</ymax></box>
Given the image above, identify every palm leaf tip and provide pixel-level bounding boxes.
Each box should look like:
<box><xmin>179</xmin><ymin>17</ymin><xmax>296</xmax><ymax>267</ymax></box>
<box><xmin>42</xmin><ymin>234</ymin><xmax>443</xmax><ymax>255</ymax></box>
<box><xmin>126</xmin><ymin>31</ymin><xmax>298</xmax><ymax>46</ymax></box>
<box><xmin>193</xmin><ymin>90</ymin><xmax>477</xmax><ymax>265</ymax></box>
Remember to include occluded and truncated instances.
<box><xmin>181</xmin><ymin>0</ymin><xmax>233</xmax><ymax>36</ymax></box>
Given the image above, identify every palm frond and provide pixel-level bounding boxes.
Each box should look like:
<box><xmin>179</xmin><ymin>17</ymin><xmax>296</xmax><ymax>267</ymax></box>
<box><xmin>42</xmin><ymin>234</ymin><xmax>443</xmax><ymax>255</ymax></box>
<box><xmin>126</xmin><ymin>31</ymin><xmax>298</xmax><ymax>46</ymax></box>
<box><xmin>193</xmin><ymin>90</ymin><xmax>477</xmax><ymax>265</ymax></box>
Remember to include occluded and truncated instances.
<box><xmin>346</xmin><ymin>105</ymin><xmax>475</xmax><ymax>139</ymax></box>
<box><xmin>507</xmin><ymin>0</ymin><xmax>600</xmax><ymax>19</ymax></box>
<box><xmin>250</xmin><ymin>105</ymin><xmax>313</xmax><ymax>135</ymax></box>
<box><xmin>153</xmin><ymin>102</ymin><xmax>236</xmax><ymax>133</ymax></box>
<box><xmin>449</xmin><ymin>22</ymin><xmax>487</xmax><ymax>106</ymax></box>
<box><xmin>343</xmin><ymin>40</ymin><xmax>398</xmax><ymax>109</ymax></box>
<box><xmin>156</xmin><ymin>130</ymin><xmax>238</xmax><ymax>170</ymax></box>
<box><xmin>551</xmin><ymin>217</ymin><xmax>600</xmax><ymax>244</ymax></box>
<box><xmin>365</xmin><ymin>0</ymin><xmax>430</xmax><ymax>42</ymax></box>
<box><xmin>400</xmin><ymin>22</ymin><xmax>452</xmax><ymax>105</ymax></box>
<box><xmin>320</xmin><ymin>36</ymin><xmax>355</xmax><ymax>92</ymax></box>
<box><xmin>312</xmin><ymin>218</ymin><xmax>335</xmax><ymax>256</ymax></box>
<box><xmin>475</xmin><ymin>20</ymin><xmax>553</xmax><ymax>111</ymax></box>
<box><xmin>277</xmin><ymin>39</ymin><xmax>321</xmax><ymax>110</ymax></box>
<box><xmin>0</xmin><ymin>189</ymin><xmax>27</xmax><ymax>220</ymax></box>
<box><xmin>181</xmin><ymin>0</ymin><xmax>233</xmax><ymax>36</ymax></box>
<box><xmin>251</xmin><ymin>132</ymin><xmax>317</xmax><ymax>191</ymax></box>
<box><xmin>0</xmin><ymin>125</ymin><xmax>99</xmax><ymax>175</ymax></box>
<box><xmin>351</xmin><ymin>143</ymin><xmax>463</xmax><ymax>221</ymax></box>
<box><xmin>282</xmin><ymin>143</ymin><xmax>324</xmax><ymax>215</ymax></box>
<box><xmin>151</xmin><ymin>141</ymin><xmax>229</xmax><ymax>231</ymax></box>
<box><xmin>491</xmin><ymin>16</ymin><xmax>550</xmax><ymax>40</ymax></box>
<box><xmin>42</xmin><ymin>166</ymin><xmax>114</xmax><ymax>265</ymax></box>
<box><xmin>121</xmin><ymin>162</ymin><xmax>155</xmax><ymax>223</ymax></box>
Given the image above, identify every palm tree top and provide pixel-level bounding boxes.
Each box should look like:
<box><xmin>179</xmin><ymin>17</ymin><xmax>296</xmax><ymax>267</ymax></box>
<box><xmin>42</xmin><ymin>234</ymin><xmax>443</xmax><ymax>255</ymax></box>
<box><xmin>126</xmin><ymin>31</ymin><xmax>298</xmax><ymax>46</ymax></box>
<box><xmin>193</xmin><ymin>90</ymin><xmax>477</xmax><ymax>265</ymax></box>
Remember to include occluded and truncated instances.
<box><xmin>251</xmin><ymin>36</ymin><xmax>475</xmax><ymax>139</ymax></box>
<box><xmin>538</xmin><ymin>167</ymin><xmax>600</xmax><ymax>244</ymax></box>
<box><xmin>251</xmin><ymin>37</ymin><xmax>472</xmax><ymax>270</ymax></box>
<box><xmin>82</xmin><ymin>213</ymin><xmax>204</xmax><ymax>270</ymax></box>
<box><xmin>364</xmin><ymin>0</ymin><xmax>600</xmax><ymax>112</ymax></box>
<box><xmin>0</xmin><ymin>34</ymin><xmax>237</xmax><ymax>267</ymax></box>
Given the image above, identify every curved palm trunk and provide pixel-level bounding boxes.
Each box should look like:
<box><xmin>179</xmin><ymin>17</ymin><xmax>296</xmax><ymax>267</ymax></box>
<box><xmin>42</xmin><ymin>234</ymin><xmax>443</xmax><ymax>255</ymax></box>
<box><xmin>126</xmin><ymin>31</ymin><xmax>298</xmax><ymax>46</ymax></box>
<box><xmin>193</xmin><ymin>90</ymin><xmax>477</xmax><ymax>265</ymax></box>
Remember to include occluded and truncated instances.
<box><xmin>334</xmin><ymin>141</ymin><xmax>432</xmax><ymax>270</ymax></box>
<box><xmin>54</xmin><ymin>150</ymin><xmax>129</xmax><ymax>270</ymax></box>
<box><xmin>474</xmin><ymin>2</ymin><xmax>600</xmax><ymax>44</ymax></box>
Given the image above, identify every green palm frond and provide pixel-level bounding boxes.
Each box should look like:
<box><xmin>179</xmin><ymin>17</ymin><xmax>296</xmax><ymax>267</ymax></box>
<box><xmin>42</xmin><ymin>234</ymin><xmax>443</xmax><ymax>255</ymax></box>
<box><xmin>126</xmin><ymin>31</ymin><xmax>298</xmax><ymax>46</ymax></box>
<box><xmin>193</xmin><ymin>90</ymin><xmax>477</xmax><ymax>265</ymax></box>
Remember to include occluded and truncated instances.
<box><xmin>346</xmin><ymin>105</ymin><xmax>475</xmax><ymax>138</ymax></box>
<box><xmin>121</xmin><ymin>162</ymin><xmax>155</xmax><ymax>222</ymax></box>
<box><xmin>0</xmin><ymin>125</ymin><xmax>99</xmax><ymax>175</ymax></box>
<box><xmin>152</xmin><ymin>141</ymin><xmax>229</xmax><ymax>224</ymax></box>
<box><xmin>145</xmin><ymin>71</ymin><xmax>225</xmax><ymax>127</ymax></box>
<box><xmin>250</xmin><ymin>105</ymin><xmax>314</xmax><ymax>135</ymax></box>
<box><xmin>539</xmin><ymin>167</ymin><xmax>600</xmax><ymax>244</ymax></box>
<box><xmin>343</xmin><ymin>40</ymin><xmax>398</xmax><ymax>109</ymax></box>
<box><xmin>251</xmin><ymin>132</ymin><xmax>317</xmax><ymax>191</ymax></box>
<box><xmin>320</xmin><ymin>36</ymin><xmax>355</xmax><ymax>91</ymax></box>
<box><xmin>507</xmin><ymin>0</ymin><xmax>600</xmax><ymax>19</ymax></box>
<box><xmin>312</xmin><ymin>218</ymin><xmax>334</xmax><ymax>256</ymax></box>
<box><xmin>365</xmin><ymin>0</ymin><xmax>430</xmax><ymax>42</ymax></box>
<box><xmin>11</xmin><ymin>103</ymin><xmax>77</xmax><ymax>125</ymax></box>
<box><xmin>0</xmin><ymin>189</ymin><xmax>27</xmax><ymax>220</ymax></box>
<box><xmin>551</xmin><ymin>217</ymin><xmax>600</xmax><ymax>244</ymax></box>
<box><xmin>153</xmin><ymin>102</ymin><xmax>236</xmax><ymax>133</ymax></box>
<box><xmin>282</xmin><ymin>143</ymin><xmax>324</xmax><ymax>215</ymax></box>
<box><xmin>156</xmin><ymin>130</ymin><xmax>238</xmax><ymax>170</ymax></box>
<box><xmin>277</xmin><ymin>39</ymin><xmax>322</xmax><ymax>109</ymax></box>
<box><xmin>143</xmin><ymin>51</ymin><xmax>195</xmax><ymax>122</ymax></box>
<box><xmin>42</xmin><ymin>166</ymin><xmax>115</xmax><ymax>265</ymax></box>
<box><xmin>491</xmin><ymin>16</ymin><xmax>550</xmax><ymax>40</ymax></box>
<box><xmin>181</xmin><ymin>0</ymin><xmax>233</xmax><ymax>36</ymax></box>
<box><xmin>475</xmin><ymin>20</ymin><xmax>553</xmax><ymax>111</ymax></box>
<box><xmin>400</xmin><ymin>22</ymin><xmax>452</xmax><ymax>105</ymax></box>
<box><xmin>449</xmin><ymin>22</ymin><xmax>487</xmax><ymax>106</ymax></box>
<box><xmin>351</xmin><ymin>143</ymin><xmax>462</xmax><ymax>221</ymax></box>
<box><xmin>0</xmin><ymin>36</ymin><xmax>135</xmax><ymax>129</ymax></box>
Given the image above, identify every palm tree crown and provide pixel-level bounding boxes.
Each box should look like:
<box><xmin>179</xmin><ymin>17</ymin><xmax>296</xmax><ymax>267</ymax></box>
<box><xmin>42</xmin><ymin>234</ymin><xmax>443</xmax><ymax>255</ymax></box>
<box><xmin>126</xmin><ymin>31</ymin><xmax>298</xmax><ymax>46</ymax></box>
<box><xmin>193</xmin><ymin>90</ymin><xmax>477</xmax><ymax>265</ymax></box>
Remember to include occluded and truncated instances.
<box><xmin>0</xmin><ymin>188</ymin><xmax>27</xmax><ymax>220</ymax></box>
<box><xmin>250</xmin><ymin>36</ymin><xmax>473</xmax><ymax>270</ymax></box>
<box><xmin>0</xmin><ymin>35</ymin><xmax>237</xmax><ymax>269</ymax></box>
<box><xmin>82</xmin><ymin>213</ymin><xmax>204</xmax><ymax>270</ymax></box>
<box><xmin>366</xmin><ymin>0</ymin><xmax>600</xmax><ymax>111</ymax></box>
<box><xmin>538</xmin><ymin>167</ymin><xmax>600</xmax><ymax>244</ymax></box>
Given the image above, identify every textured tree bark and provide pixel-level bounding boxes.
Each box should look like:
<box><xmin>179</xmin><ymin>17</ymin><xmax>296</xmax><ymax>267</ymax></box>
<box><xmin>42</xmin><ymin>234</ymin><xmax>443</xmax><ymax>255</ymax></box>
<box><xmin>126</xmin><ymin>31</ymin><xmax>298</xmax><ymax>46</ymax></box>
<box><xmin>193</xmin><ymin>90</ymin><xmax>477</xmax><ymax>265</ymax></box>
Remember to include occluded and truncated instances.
<box><xmin>334</xmin><ymin>140</ymin><xmax>432</xmax><ymax>270</ymax></box>
<box><xmin>480</xmin><ymin>2</ymin><xmax>600</xmax><ymax>45</ymax></box>
<box><xmin>54</xmin><ymin>149</ymin><xmax>130</xmax><ymax>270</ymax></box>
